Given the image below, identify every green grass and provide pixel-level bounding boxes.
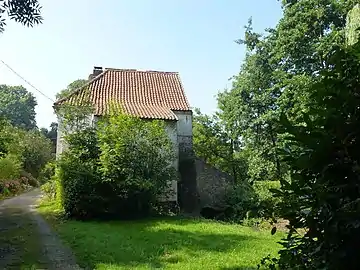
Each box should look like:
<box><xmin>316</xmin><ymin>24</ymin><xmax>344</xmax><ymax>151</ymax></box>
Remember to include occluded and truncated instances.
<box><xmin>38</xmin><ymin>200</ymin><xmax>283</xmax><ymax>270</ymax></box>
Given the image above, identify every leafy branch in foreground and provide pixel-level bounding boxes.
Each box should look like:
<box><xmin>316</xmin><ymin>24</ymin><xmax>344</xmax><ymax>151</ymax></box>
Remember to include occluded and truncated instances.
<box><xmin>0</xmin><ymin>0</ymin><xmax>42</xmax><ymax>33</ymax></box>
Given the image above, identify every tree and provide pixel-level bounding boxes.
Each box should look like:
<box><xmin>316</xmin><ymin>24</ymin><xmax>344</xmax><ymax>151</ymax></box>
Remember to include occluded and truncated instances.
<box><xmin>18</xmin><ymin>129</ymin><xmax>53</xmax><ymax>177</ymax></box>
<box><xmin>0</xmin><ymin>0</ymin><xmax>42</xmax><ymax>33</ymax></box>
<box><xmin>56</xmin><ymin>79</ymin><xmax>87</xmax><ymax>100</ymax></box>
<box><xmin>231</xmin><ymin>1</ymin><xmax>360</xmax><ymax>269</ymax></box>
<box><xmin>40</xmin><ymin>122</ymin><xmax>58</xmax><ymax>153</ymax></box>
<box><xmin>193</xmin><ymin>108</ymin><xmax>247</xmax><ymax>183</ymax></box>
<box><xmin>217</xmin><ymin>20</ymin><xmax>284</xmax><ymax>183</ymax></box>
<box><xmin>40</xmin><ymin>122</ymin><xmax>58</xmax><ymax>140</ymax></box>
<box><xmin>0</xmin><ymin>85</ymin><xmax>37</xmax><ymax>130</ymax></box>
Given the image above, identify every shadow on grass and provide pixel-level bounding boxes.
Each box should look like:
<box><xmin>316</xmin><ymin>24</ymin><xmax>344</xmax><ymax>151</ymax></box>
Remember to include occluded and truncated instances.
<box><xmin>40</xmin><ymin>208</ymin><xmax>270</xmax><ymax>269</ymax></box>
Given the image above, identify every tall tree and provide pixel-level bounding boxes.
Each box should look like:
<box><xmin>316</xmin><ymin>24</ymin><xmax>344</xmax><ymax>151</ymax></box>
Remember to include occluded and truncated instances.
<box><xmin>0</xmin><ymin>0</ymin><xmax>42</xmax><ymax>33</ymax></box>
<box><xmin>217</xmin><ymin>20</ymin><xmax>284</xmax><ymax>183</ymax></box>
<box><xmin>0</xmin><ymin>85</ymin><xmax>37</xmax><ymax>130</ymax></box>
<box><xmin>56</xmin><ymin>79</ymin><xmax>87</xmax><ymax>100</ymax></box>
<box><xmin>207</xmin><ymin>0</ymin><xmax>360</xmax><ymax>267</ymax></box>
<box><xmin>40</xmin><ymin>122</ymin><xmax>57</xmax><ymax>140</ymax></box>
<box><xmin>242</xmin><ymin>1</ymin><xmax>360</xmax><ymax>269</ymax></box>
<box><xmin>40</xmin><ymin>121</ymin><xmax>58</xmax><ymax>153</ymax></box>
<box><xmin>193</xmin><ymin>108</ymin><xmax>247</xmax><ymax>183</ymax></box>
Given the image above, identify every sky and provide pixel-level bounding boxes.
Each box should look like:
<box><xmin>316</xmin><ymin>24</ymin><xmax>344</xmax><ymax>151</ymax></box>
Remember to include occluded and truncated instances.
<box><xmin>0</xmin><ymin>0</ymin><xmax>283</xmax><ymax>129</ymax></box>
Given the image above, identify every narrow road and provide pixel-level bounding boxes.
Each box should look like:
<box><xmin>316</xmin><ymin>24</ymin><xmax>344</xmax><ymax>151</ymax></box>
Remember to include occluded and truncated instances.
<box><xmin>0</xmin><ymin>189</ymin><xmax>81</xmax><ymax>270</ymax></box>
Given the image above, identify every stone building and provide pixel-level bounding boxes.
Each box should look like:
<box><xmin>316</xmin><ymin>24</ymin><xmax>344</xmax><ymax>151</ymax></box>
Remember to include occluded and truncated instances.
<box><xmin>54</xmin><ymin>67</ymin><xmax>195</xmax><ymax>208</ymax></box>
<box><xmin>54</xmin><ymin>66</ymin><xmax>233</xmax><ymax>212</ymax></box>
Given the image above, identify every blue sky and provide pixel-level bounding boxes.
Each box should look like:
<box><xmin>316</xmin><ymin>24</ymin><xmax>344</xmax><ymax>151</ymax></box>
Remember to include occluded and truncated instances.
<box><xmin>0</xmin><ymin>0</ymin><xmax>282</xmax><ymax>129</ymax></box>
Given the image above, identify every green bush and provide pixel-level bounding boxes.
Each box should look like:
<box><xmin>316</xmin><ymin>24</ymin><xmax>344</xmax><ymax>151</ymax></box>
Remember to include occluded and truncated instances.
<box><xmin>57</xmin><ymin>113</ymin><xmax>176</xmax><ymax>220</ymax></box>
<box><xmin>253</xmin><ymin>181</ymin><xmax>281</xmax><ymax>218</ymax></box>
<box><xmin>57</xmin><ymin>127</ymin><xmax>102</xmax><ymax>219</ymax></box>
<box><xmin>98</xmin><ymin>114</ymin><xmax>176</xmax><ymax>212</ymax></box>
<box><xmin>38</xmin><ymin>161</ymin><xmax>56</xmax><ymax>184</ymax></box>
<box><xmin>19</xmin><ymin>171</ymin><xmax>39</xmax><ymax>187</ymax></box>
<box><xmin>223</xmin><ymin>182</ymin><xmax>259</xmax><ymax>222</ymax></box>
<box><xmin>2</xmin><ymin>179</ymin><xmax>23</xmax><ymax>194</ymax></box>
<box><xmin>0</xmin><ymin>124</ymin><xmax>53</xmax><ymax>178</ymax></box>
<box><xmin>0</xmin><ymin>154</ymin><xmax>21</xmax><ymax>180</ymax></box>
<box><xmin>220</xmin><ymin>181</ymin><xmax>282</xmax><ymax>223</ymax></box>
<box><xmin>19</xmin><ymin>131</ymin><xmax>53</xmax><ymax>178</ymax></box>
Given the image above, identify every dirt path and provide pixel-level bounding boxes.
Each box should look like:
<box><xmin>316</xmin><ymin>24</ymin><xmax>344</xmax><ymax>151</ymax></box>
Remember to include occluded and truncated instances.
<box><xmin>0</xmin><ymin>189</ymin><xmax>81</xmax><ymax>270</ymax></box>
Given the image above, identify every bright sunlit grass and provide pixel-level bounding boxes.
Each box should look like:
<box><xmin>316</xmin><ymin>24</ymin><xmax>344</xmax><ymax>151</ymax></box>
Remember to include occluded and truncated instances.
<box><xmin>38</xmin><ymin>200</ymin><xmax>282</xmax><ymax>270</ymax></box>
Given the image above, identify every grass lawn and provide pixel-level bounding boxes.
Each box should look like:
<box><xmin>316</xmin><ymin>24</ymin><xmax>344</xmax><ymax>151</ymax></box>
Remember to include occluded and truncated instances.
<box><xmin>38</xmin><ymin>200</ymin><xmax>283</xmax><ymax>270</ymax></box>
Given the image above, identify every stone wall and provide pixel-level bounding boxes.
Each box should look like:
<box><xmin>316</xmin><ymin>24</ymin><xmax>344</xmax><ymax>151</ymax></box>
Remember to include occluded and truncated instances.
<box><xmin>161</xmin><ymin>121</ymin><xmax>179</xmax><ymax>202</ymax></box>
<box><xmin>173</xmin><ymin>111</ymin><xmax>199</xmax><ymax>213</ymax></box>
<box><xmin>195</xmin><ymin>158</ymin><xmax>233</xmax><ymax>208</ymax></box>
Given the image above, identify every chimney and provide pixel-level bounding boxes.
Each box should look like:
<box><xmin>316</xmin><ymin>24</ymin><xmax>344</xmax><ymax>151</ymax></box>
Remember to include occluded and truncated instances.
<box><xmin>88</xmin><ymin>66</ymin><xmax>103</xmax><ymax>80</ymax></box>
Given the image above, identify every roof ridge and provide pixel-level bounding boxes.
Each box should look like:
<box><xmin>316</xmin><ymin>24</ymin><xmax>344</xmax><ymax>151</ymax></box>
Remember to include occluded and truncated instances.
<box><xmin>105</xmin><ymin>68</ymin><xmax>137</xmax><ymax>72</ymax></box>
<box><xmin>143</xmin><ymin>70</ymin><xmax>179</xmax><ymax>74</ymax></box>
<box><xmin>105</xmin><ymin>68</ymin><xmax>179</xmax><ymax>74</ymax></box>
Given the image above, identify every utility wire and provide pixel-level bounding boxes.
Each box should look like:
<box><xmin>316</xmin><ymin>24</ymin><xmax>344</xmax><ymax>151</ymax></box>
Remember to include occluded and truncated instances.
<box><xmin>0</xmin><ymin>59</ymin><xmax>54</xmax><ymax>102</ymax></box>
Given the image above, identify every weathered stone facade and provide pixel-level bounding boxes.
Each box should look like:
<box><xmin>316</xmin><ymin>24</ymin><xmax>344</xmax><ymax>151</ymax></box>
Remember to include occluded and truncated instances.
<box><xmin>172</xmin><ymin>111</ymin><xmax>200</xmax><ymax>213</ymax></box>
<box><xmin>195</xmin><ymin>158</ymin><xmax>233</xmax><ymax>208</ymax></box>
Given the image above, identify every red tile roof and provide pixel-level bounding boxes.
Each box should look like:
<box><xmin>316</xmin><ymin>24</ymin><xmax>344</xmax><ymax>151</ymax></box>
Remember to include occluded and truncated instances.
<box><xmin>54</xmin><ymin>68</ymin><xmax>191</xmax><ymax>120</ymax></box>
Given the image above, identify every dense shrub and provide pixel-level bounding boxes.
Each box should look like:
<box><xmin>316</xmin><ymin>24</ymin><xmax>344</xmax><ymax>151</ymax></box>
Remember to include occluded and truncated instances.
<box><xmin>57</xmin><ymin>114</ymin><xmax>176</xmax><ymax>220</ymax></box>
<box><xmin>211</xmin><ymin>181</ymin><xmax>282</xmax><ymax>223</ymax></box>
<box><xmin>0</xmin><ymin>124</ymin><xmax>53</xmax><ymax>178</ymax></box>
<box><xmin>222</xmin><ymin>182</ymin><xmax>259</xmax><ymax>222</ymax></box>
<box><xmin>98</xmin><ymin>114</ymin><xmax>176</xmax><ymax>215</ymax></box>
<box><xmin>0</xmin><ymin>174</ymin><xmax>38</xmax><ymax>196</ymax></box>
<box><xmin>2</xmin><ymin>179</ymin><xmax>23</xmax><ymax>194</ymax></box>
<box><xmin>56</xmin><ymin>127</ymin><xmax>102</xmax><ymax>219</ymax></box>
<box><xmin>38</xmin><ymin>161</ymin><xmax>56</xmax><ymax>184</ymax></box>
<box><xmin>19</xmin><ymin>171</ymin><xmax>39</xmax><ymax>187</ymax></box>
<box><xmin>41</xmin><ymin>180</ymin><xmax>55</xmax><ymax>199</ymax></box>
<box><xmin>0</xmin><ymin>154</ymin><xmax>21</xmax><ymax>180</ymax></box>
<box><xmin>19</xmin><ymin>130</ymin><xmax>53</xmax><ymax>178</ymax></box>
<box><xmin>253</xmin><ymin>181</ymin><xmax>281</xmax><ymax>218</ymax></box>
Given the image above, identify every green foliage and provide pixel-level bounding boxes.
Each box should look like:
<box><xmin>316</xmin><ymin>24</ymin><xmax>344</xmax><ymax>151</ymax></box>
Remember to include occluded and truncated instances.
<box><xmin>0</xmin><ymin>154</ymin><xmax>21</xmax><ymax>180</ymax></box>
<box><xmin>271</xmin><ymin>44</ymin><xmax>360</xmax><ymax>270</ymax></box>
<box><xmin>220</xmin><ymin>181</ymin><xmax>282</xmax><ymax>224</ymax></box>
<box><xmin>0</xmin><ymin>121</ymin><xmax>52</xmax><ymax>179</ymax></box>
<box><xmin>38</xmin><ymin>161</ymin><xmax>56</xmax><ymax>184</ymax></box>
<box><xmin>346</xmin><ymin>4</ymin><xmax>360</xmax><ymax>46</ymax></box>
<box><xmin>41</xmin><ymin>179</ymin><xmax>57</xmax><ymax>200</ymax></box>
<box><xmin>40</xmin><ymin>122</ymin><xmax>58</xmax><ymax>152</ymax></box>
<box><xmin>217</xmin><ymin>23</ymin><xmax>283</xmax><ymax>183</ymax></box>
<box><xmin>223</xmin><ymin>182</ymin><xmax>259</xmax><ymax>222</ymax></box>
<box><xmin>221</xmin><ymin>1</ymin><xmax>360</xmax><ymax>269</ymax></box>
<box><xmin>0</xmin><ymin>85</ymin><xmax>37</xmax><ymax>130</ymax></box>
<box><xmin>191</xmin><ymin>1</ymin><xmax>360</xmax><ymax>267</ymax></box>
<box><xmin>253</xmin><ymin>181</ymin><xmax>281</xmax><ymax>218</ymax></box>
<box><xmin>56</xmin><ymin>127</ymin><xmax>101</xmax><ymax>219</ymax></box>
<box><xmin>56</xmin><ymin>112</ymin><xmax>176</xmax><ymax>220</ymax></box>
<box><xmin>193</xmin><ymin>108</ymin><xmax>247</xmax><ymax>183</ymax></box>
<box><xmin>98</xmin><ymin>114</ymin><xmax>176</xmax><ymax>202</ymax></box>
<box><xmin>0</xmin><ymin>0</ymin><xmax>42</xmax><ymax>33</ymax></box>
<box><xmin>0</xmin><ymin>118</ymin><xmax>12</xmax><ymax>156</ymax></box>
<box><xmin>19</xmin><ymin>130</ymin><xmax>53</xmax><ymax>178</ymax></box>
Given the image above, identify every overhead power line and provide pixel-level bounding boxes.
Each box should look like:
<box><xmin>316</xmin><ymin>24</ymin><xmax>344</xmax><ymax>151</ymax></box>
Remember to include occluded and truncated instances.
<box><xmin>0</xmin><ymin>59</ymin><xmax>54</xmax><ymax>102</ymax></box>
